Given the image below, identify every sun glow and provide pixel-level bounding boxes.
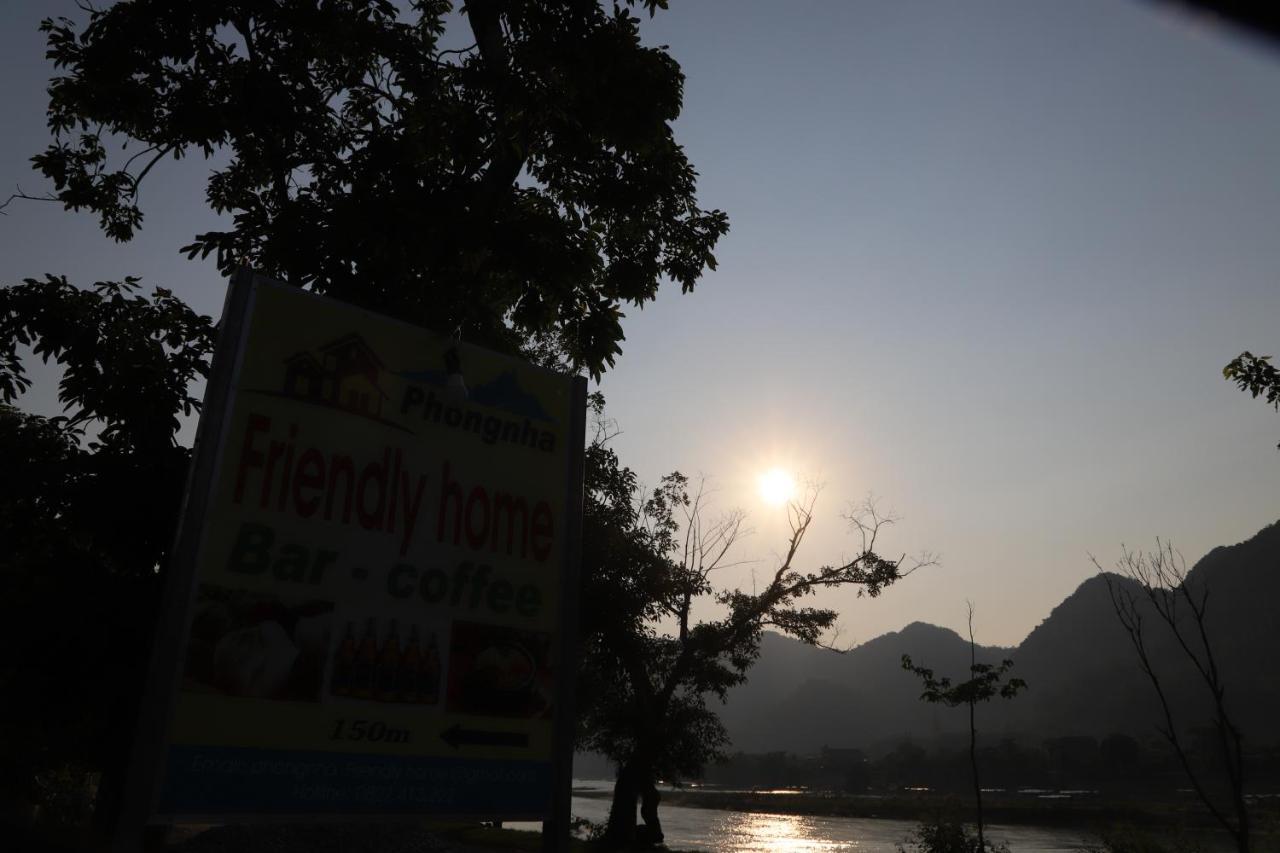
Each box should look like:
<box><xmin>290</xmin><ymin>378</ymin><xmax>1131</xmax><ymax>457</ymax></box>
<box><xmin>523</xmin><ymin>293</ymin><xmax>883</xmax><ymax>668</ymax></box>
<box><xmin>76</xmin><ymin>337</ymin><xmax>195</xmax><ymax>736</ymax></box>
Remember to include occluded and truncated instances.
<box><xmin>757</xmin><ymin>468</ymin><xmax>796</xmax><ymax>507</ymax></box>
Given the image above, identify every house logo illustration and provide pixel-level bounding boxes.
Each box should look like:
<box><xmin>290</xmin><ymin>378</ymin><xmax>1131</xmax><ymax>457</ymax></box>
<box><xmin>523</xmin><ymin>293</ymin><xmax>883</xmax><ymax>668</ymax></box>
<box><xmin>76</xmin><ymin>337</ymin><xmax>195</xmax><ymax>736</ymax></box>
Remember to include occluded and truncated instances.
<box><xmin>271</xmin><ymin>333</ymin><xmax>403</xmax><ymax>429</ymax></box>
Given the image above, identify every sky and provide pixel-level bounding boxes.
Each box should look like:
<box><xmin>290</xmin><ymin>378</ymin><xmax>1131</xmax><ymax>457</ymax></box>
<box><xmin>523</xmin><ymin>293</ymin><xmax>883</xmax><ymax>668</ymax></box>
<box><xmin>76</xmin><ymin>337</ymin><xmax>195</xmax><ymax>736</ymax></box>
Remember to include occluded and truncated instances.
<box><xmin>2</xmin><ymin>0</ymin><xmax>1278</xmax><ymax>648</ymax></box>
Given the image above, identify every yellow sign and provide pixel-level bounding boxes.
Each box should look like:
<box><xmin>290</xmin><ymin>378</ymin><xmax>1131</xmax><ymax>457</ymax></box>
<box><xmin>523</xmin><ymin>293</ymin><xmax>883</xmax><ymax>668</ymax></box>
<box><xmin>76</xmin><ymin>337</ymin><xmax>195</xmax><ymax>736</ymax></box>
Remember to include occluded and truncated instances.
<box><xmin>146</xmin><ymin>274</ymin><xmax>584</xmax><ymax>818</ymax></box>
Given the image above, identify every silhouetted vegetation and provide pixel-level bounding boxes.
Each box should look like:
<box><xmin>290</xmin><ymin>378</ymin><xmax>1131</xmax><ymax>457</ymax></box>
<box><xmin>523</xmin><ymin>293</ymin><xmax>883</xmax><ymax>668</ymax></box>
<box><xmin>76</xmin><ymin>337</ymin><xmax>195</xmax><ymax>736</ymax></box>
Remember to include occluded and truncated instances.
<box><xmin>897</xmin><ymin>816</ymin><xmax>1009</xmax><ymax>853</ymax></box>
<box><xmin>0</xmin><ymin>279</ymin><xmax>213</xmax><ymax>820</ymax></box>
<box><xmin>902</xmin><ymin>604</ymin><xmax>1026</xmax><ymax>851</ymax></box>
<box><xmin>1224</xmin><ymin>353</ymin><xmax>1280</xmax><ymax>448</ymax></box>
<box><xmin>26</xmin><ymin>0</ymin><xmax>727</xmax><ymax>377</ymax></box>
<box><xmin>1099</xmin><ymin>544</ymin><xmax>1253</xmax><ymax>852</ymax></box>
<box><xmin>2</xmin><ymin>0</ymin><xmax>728</xmax><ymax>846</ymax></box>
<box><xmin>577</xmin><ymin>458</ymin><xmax>927</xmax><ymax>847</ymax></box>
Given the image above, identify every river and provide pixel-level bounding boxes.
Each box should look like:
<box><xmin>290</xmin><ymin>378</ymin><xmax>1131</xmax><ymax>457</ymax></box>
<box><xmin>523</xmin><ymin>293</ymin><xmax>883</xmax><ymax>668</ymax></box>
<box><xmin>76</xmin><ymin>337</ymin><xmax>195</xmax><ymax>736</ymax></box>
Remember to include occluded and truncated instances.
<box><xmin>511</xmin><ymin>781</ymin><xmax>1099</xmax><ymax>852</ymax></box>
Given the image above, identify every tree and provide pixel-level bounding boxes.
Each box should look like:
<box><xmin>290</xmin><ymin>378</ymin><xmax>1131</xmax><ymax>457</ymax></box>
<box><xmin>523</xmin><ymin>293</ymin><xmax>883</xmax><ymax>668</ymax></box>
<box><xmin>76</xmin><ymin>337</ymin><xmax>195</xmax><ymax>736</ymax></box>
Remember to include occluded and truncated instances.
<box><xmin>1223</xmin><ymin>352</ymin><xmax>1280</xmax><ymax>448</ymax></box>
<box><xmin>0</xmin><ymin>5</ymin><xmax>749</xmax><ymax>846</ymax></box>
<box><xmin>901</xmin><ymin>604</ymin><xmax>1026</xmax><ymax>853</ymax></box>
<box><xmin>0</xmin><ymin>276</ymin><xmax>213</xmax><ymax>806</ymax></box>
<box><xmin>2</xmin><ymin>0</ymin><xmax>727</xmax><ymax>819</ymax></box>
<box><xmin>577</xmin><ymin>457</ymin><xmax>925</xmax><ymax>847</ymax></box>
<box><xmin>1096</xmin><ymin>544</ymin><xmax>1251</xmax><ymax>853</ymax></box>
<box><xmin>20</xmin><ymin>0</ymin><xmax>727</xmax><ymax>377</ymax></box>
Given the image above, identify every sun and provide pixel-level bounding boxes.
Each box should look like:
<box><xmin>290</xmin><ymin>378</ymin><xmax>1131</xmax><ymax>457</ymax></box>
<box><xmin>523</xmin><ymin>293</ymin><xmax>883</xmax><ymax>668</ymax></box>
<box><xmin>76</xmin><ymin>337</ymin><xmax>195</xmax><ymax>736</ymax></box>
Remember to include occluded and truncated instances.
<box><xmin>757</xmin><ymin>468</ymin><xmax>796</xmax><ymax>507</ymax></box>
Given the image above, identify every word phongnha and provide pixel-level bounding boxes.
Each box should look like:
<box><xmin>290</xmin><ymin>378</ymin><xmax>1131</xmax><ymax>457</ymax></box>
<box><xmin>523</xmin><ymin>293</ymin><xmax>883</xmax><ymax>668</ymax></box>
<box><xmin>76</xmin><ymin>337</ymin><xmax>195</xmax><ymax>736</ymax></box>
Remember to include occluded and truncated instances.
<box><xmin>231</xmin><ymin>413</ymin><xmax>556</xmax><ymax>561</ymax></box>
<box><xmin>400</xmin><ymin>386</ymin><xmax>557</xmax><ymax>453</ymax></box>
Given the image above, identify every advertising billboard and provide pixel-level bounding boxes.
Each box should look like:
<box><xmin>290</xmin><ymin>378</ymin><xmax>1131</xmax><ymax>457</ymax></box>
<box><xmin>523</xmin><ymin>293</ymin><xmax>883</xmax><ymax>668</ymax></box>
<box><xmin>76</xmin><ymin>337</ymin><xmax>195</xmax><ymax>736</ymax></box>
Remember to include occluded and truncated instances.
<box><xmin>126</xmin><ymin>272</ymin><xmax>585</xmax><ymax>822</ymax></box>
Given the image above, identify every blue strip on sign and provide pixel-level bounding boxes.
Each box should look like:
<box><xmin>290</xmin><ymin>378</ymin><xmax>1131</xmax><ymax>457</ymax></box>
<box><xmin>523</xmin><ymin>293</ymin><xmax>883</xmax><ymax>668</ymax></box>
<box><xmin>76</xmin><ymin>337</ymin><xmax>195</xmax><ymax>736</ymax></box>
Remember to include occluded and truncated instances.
<box><xmin>157</xmin><ymin>745</ymin><xmax>553</xmax><ymax>816</ymax></box>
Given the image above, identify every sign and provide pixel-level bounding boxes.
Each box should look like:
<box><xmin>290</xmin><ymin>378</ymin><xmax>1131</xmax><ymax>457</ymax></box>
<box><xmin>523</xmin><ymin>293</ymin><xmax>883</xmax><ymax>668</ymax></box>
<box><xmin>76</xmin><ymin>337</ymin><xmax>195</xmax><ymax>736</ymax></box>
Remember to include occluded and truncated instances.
<box><xmin>126</xmin><ymin>272</ymin><xmax>585</xmax><ymax>823</ymax></box>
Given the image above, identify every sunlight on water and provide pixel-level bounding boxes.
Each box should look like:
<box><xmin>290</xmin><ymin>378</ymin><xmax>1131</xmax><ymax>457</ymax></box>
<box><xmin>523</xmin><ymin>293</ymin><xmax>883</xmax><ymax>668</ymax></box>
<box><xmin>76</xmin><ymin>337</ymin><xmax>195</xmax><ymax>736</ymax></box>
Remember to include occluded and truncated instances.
<box><xmin>721</xmin><ymin>812</ymin><xmax>851</xmax><ymax>851</ymax></box>
<box><xmin>508</xmin><ymin>784</ymin><xmax>1100</xmax><ymax>852</ymax></box>
<box><xmin>680</xmin><ymin>809</ymin><xmax>925</xmax><ymax>852</ymax></box>
<box><xmin>657</xmin><ymin>806</ymin><xmax>1096</xmax><ymax>853</ymax></box>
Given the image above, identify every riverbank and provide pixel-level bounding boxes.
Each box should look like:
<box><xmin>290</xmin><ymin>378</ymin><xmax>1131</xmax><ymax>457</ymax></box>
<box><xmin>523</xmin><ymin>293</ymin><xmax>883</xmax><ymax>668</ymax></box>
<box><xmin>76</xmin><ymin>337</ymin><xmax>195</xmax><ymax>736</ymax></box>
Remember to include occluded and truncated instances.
<box><xmin>5</xmin><ymin>820</ymin><xmax>591</xmax><ymax>853</ymax></box>
<box><xmin>169</xmin><ymin>822</ymin><xmax>565</xmax><ymax>853</ymax></box>
<box><xmin>167</xmin><ymin>822</ymin><xmax>698</xmax><ymax>853</ymax></box>
<box><xmin>576</xmin><ymin>785</ymin><xmax>1280</xmax><ymax>839</ymax></box>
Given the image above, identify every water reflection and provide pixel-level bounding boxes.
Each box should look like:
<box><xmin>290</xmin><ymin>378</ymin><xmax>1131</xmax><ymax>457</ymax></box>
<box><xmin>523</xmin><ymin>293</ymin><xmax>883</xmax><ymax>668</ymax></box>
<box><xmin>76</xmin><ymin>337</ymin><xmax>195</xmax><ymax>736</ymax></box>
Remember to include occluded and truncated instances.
<box><xmin>719</xmin><ymin>812</ymin><xmax>852</xmax><ymax>851</ymax></box>
<box><xmin>510</xmin><ymin>785</ymin><xmax>1096</xmax><ymax>852</ymax></box>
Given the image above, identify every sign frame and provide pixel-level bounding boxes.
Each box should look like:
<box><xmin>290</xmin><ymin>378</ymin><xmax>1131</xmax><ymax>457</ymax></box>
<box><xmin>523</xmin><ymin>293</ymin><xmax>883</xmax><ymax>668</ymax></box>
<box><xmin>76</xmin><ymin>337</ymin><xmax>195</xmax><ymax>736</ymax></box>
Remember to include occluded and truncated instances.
<box><xmin>114</xmin><ymin>270</ymin><xmax>586</xmax><ymax>848</ymax></box>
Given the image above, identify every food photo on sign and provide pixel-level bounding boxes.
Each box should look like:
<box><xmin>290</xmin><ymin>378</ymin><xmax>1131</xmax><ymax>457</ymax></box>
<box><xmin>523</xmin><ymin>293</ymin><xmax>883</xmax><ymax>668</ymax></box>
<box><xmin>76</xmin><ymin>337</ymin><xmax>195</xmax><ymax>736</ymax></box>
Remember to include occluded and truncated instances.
<box><xmin>446</xmin><ymin>622</ymin><xmax>554</xmax><ymax>719</ymax></box>
<box><xmin>181</xmin><ymin>584</ymin><xmax>334</xmax><ymax>702</ymax></box>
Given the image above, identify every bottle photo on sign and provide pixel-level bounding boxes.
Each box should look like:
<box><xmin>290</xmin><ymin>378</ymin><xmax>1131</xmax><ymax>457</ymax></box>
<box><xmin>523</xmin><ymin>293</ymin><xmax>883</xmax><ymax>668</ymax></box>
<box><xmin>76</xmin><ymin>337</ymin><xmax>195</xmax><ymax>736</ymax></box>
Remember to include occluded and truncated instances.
<box><xmin>327</xmin><ymin>614</ymin><xmax>445</xmax><ymax>707</ymax></box>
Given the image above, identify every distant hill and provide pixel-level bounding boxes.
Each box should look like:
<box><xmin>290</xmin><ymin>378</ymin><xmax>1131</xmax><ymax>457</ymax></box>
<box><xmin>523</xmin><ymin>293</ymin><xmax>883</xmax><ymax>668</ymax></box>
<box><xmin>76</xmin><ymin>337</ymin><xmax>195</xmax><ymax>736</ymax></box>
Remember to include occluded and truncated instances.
<box><xmin>717</xmin><ymin>521</ymin><xmax>1280</xmax><ymax>754</ymax></box>
<box><xmin>718</xmin><ymin>620</ymin><xmax>1013</xmax><ymax>754</ymax></box>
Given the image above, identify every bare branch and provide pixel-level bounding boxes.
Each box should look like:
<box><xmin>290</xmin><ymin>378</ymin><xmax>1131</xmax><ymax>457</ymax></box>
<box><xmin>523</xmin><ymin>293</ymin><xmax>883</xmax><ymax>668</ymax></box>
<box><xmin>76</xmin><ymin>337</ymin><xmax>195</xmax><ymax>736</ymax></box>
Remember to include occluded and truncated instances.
<box><xmin>127</xmin><ymin>144</ymin><xmax>176</xmax><ymax>197</ymax></box>
<box><xmin>0</xmin><ymin>186</ymin><xmax>60</xmax><ymax>214</ymax></box>
<box><xmin>811</xmin><ymin>624</ymin><xmax>855</xmax><ymax>654</ymax></box>
<box><xmin>1095</xmin><ymin>548</ymin><xmax>1250</xmax><ymax>850</ymax></box>
<box><xmin>436</xmin><ymin>43</ymin><xmax>478</xmax><ymax>60</ymax></box>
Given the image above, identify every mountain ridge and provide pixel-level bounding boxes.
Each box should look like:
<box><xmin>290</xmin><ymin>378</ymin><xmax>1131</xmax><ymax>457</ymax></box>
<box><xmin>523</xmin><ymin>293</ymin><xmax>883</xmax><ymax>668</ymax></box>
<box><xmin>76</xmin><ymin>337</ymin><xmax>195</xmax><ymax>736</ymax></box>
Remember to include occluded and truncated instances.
<box><xmin>719</xmin><ymin>520</ymin><xmax>1280</xmax><ymax>754</ymax></box>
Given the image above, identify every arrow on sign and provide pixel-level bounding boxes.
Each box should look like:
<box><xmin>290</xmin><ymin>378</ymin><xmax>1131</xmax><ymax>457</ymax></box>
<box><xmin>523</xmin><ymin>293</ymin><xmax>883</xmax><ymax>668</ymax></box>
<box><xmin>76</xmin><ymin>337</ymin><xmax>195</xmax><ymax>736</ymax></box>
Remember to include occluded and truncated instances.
<box><xmin>441</xmin><ymin>724</ymin><xmax>530</xmax><ymax>750</ymax></box>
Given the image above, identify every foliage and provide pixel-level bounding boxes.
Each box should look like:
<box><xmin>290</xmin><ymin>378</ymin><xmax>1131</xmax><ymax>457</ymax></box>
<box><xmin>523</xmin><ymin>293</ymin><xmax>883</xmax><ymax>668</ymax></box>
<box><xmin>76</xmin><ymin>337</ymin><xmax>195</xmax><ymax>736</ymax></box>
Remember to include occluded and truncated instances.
<box><xmin>577</xmin><ymin>402</ymin><xmax>676</xmax><ymax>651</ymax></box>
<box><xmin>576</xmin><ymin>443</ymin><xmax>922</xmax><ymax>845</ymax></box>
<box><xmin>901</xmin><ymin>605</ymin><xmax>1025</xmax><ymax>853</ymax></box>
<box><xmin>0</xmin><ymin>275</ymin><xmax>213</xmax><ymax>454</ymax></box>
<box><xmin>900</xmin><ymin>657</ymin><xmax>1026</xmax><ymax>708</ymax></box>
<box><xmin>0</xmin><ymin>278</ymin><xmax>215</xmax><ymax>799</ymax></box>
<box><xmin>896</xmin><ymin>816</ymin><xmax>1009</xmax><ymax>853</ymax></box>
<box><xmin>0</xmin><ymin>275</ymin><xmax>213</xmax><ymax>577</ymax></box>
<box><xmin>1223</xmin><ymin>352</ymin><xmax>1280</xmax><ymax>448</ymax></box>
<box><xmin>31</xmin><ymin>0</ymin><xmax>727</xmax><ymax>377</ymax></box>
<box><xmin>4</xmin><ymin>0</ymin><xmax>725</xmax><ymax>815</ymax></box>
<box><xmin>30</xmin><ymin>764</ymin><xmax>99</xmax><ymax>829</ymax></box>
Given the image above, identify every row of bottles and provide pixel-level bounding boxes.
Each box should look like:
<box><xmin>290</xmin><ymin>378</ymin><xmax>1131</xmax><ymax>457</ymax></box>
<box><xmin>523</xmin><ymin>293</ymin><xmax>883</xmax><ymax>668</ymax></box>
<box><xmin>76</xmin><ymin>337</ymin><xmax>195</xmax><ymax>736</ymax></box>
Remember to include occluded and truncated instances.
<box><xmin>330</xmin><ymin>618</ymin><xmax>440</xmax><ymax>704</ymax></box>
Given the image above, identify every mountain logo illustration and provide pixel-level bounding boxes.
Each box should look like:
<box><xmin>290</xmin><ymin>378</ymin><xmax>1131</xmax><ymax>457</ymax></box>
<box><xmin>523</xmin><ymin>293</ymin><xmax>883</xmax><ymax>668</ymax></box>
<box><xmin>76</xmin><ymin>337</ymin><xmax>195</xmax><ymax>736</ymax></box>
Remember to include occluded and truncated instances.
<box><xmin>397</xmin><ymin>367</ymin><xmax>556</xmax><ymax>424</ymax></box>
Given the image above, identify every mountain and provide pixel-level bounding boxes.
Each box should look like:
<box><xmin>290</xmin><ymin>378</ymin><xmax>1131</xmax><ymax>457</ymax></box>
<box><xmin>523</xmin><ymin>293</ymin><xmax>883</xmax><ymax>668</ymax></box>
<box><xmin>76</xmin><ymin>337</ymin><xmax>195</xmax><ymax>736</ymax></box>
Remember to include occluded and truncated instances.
<box><xmin>718</xmin><ymin>521</ymin><xmax>1280</xmax><ymax>754</ymax></box>
<box><xmin>719</xmin><ymin>622</ymin><xmax>1013</xmax><ymax>754</ymax></box>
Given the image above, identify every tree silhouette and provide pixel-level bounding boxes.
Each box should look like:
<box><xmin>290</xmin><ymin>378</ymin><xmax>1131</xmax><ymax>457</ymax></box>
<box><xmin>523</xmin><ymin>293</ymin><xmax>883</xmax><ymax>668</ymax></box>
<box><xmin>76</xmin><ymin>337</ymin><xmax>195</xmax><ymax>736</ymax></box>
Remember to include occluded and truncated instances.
<box><xmin>3</xmin><ymin>0</ymin><xmax>727</xmax><ymax>836</ymax></box>
<box><xmin>0</xmin><ymin>277</ymin><xmax>213</xmax><ymax>812</ymax></box>
<box><xmin>1223</xmin><ymin>352</ymin><xmax>1280</xmax><ymax>449</ymax></box>
<box><xmin>19</xmin><ymin>0</ymin><xmax>727</xmax><ymax>377</ymax></box>
<box><xmin>579</xmin><ymin>453</ymin><xmax>928</xmax><ymax>848</ymax></box>
<box><xmin>1096</xmin><ymin>544</ymin><xmax>1251</xmax><ymax>853</ymax></box>
<box><xmin>901</xmin><ymin>604</ymin><xmax>1025</xmax><ymax>853</ymax></box>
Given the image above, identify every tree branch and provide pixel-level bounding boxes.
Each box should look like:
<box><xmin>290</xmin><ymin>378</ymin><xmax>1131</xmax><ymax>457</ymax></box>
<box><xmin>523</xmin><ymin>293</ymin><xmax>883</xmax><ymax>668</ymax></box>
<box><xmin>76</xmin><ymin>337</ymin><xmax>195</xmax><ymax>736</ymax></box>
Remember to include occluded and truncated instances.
<box><xmin>0</xmin><ymin>186</ymin><xmax>60</xmax><ymax>214</ymax></box>
<box><xmin>1096</xmin><ymin>557</ymin><xmax>1243</xmax><ymax>845</ymax></box>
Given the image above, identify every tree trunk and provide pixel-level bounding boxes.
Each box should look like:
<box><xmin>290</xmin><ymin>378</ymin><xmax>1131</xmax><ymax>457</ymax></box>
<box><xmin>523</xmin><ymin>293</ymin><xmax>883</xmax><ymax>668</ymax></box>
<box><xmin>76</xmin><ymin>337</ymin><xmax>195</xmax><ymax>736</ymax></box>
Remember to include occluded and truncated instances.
<box><xmin>970</xmin><ymin>699</ymin><xmax>984</xmax><ymax>851</ymax></box>
<box><xmin>638</xmin><ymin>779</ymin><xmax>664</xmax><ymax>845</ymax></box>
<box><xmin>604</xmin><ymin>762</ymin><xmax>640</xmax><ymax>847</ymax></box>
<box><xmin>965</xmin><ymin>606</ymin><xmax>985</xmax><ymax>852</ymax></box>
<box><xmin>604</xmin><ymin>761</ymin><xmax>665</xmax><ymax>849</ymax></box>
<box><xmin>1222</xmin><ymin>716</ymin><xmax>1250</xmax><ymax>853</ymax></box>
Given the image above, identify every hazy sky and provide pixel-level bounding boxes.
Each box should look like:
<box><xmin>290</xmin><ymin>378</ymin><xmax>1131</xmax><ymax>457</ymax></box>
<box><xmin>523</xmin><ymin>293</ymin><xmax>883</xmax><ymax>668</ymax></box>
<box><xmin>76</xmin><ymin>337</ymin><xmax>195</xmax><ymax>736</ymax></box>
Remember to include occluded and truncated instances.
<box><xmin>3</xmin><ymin>1</ymin><xmax>1278</xmax><ymax>647</ymax></box>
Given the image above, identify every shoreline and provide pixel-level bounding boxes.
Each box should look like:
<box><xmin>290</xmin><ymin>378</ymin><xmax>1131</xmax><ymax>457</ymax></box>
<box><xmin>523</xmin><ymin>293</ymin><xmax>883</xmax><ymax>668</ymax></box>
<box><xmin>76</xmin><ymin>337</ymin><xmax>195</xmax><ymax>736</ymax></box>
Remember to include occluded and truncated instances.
<box><xmin>576</xmin><ymin>786</ymin><xmax>1278</xmax><ymax>837</ymax></box>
